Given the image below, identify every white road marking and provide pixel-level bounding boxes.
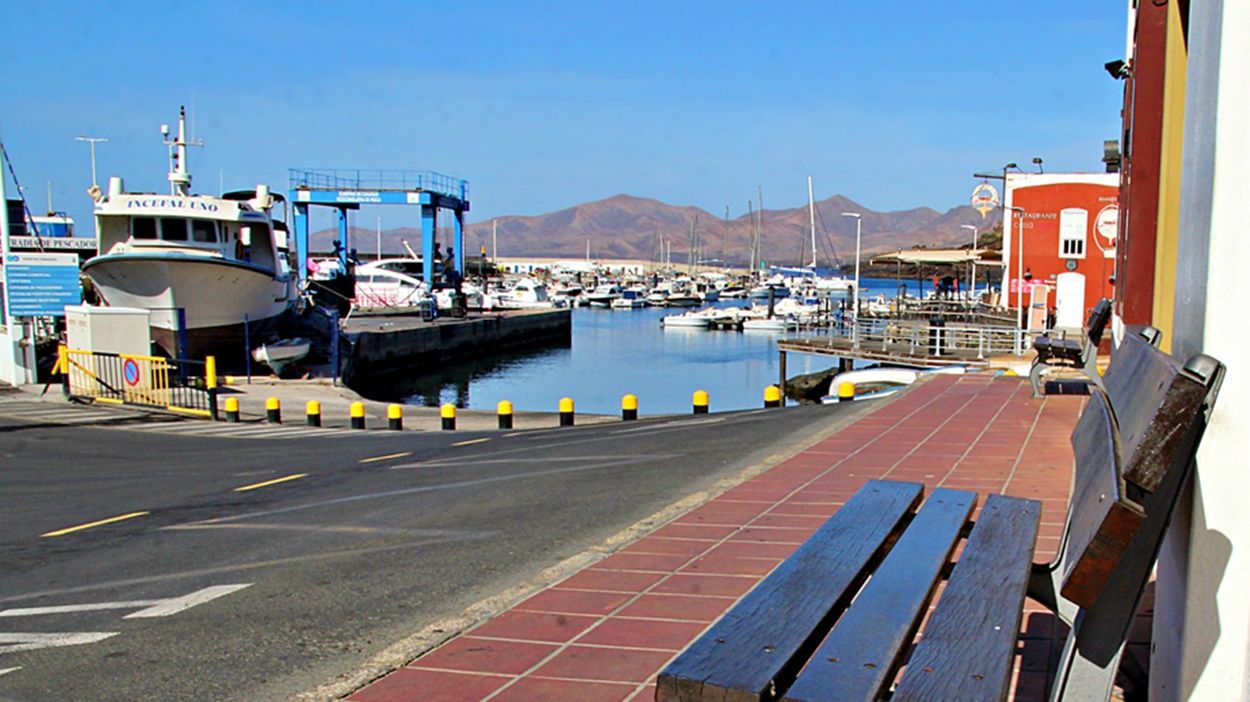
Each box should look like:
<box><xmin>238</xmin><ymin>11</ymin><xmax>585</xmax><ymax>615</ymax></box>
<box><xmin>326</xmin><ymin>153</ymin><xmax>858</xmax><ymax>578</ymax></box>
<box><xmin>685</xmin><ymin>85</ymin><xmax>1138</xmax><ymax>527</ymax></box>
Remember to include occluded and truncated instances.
<box><xmin>0</xmin><ymin>584</ymin><xmax>251</xmax><ymax>620</ymax></box>
<box><xmin>0</xmin><ymin>666</ymin><xmax>22</xmax><ymax>676</ymax></box>
<box><xmin>123</xmin><ymin>583</ymin><xmax>252</xmax><ymax>618</ymax></box>
<box><xmin>0</xmin><ymin>632</ymin><xmax>118</xmax><ymax>654</ymax></box>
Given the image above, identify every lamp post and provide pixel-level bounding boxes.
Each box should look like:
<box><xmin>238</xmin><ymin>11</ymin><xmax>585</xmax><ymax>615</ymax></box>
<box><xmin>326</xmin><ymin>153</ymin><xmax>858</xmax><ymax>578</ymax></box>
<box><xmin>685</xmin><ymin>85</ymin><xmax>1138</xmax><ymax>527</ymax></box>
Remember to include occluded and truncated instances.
<box><xmin>75</xmin><ymin>135</ymin><xmax>108</xmax><ymax>189</ymax></box>
<box><xmin>1007</xmin><ymin>206</ymin><xmax>1026</xmax><ymax>354</ymax></box>
<box><xmin>960</xmin><ymin>224</ymin><xmax>978</xmax><ymax>299</ymax></box>
<box><xmin>841</xmin><ymin>212</ymin><xmax>862</xmax><ymax>346</ymax></box>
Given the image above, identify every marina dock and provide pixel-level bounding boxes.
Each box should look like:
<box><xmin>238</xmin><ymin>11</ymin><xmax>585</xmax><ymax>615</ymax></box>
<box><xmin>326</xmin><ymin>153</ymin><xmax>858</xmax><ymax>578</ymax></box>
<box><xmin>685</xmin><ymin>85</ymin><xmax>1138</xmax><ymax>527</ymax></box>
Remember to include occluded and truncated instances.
<box><xmin>341</xmin><ymin>308</ymin><xmax>571</xmax><ymax>385</ymax></box>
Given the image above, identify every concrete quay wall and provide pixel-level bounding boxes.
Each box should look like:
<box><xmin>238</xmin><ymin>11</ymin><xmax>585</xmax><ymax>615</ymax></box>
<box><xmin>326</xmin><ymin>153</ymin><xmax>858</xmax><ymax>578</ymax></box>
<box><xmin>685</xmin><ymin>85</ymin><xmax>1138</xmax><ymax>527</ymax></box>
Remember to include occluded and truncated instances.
<box><xmin>342</xmin><ymin>308</ymin><xmax>571</xmax><ymax>384</ymax></box>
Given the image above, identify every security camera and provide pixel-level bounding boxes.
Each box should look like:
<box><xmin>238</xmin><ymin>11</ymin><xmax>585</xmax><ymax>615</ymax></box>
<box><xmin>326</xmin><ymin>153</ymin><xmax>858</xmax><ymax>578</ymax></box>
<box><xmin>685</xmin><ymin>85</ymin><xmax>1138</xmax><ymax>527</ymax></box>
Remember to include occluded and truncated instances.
<box><xmin>1104</xmin><ymin>60</ymin><xmax>1129</xmax><ymax>80</ymax></box>
<box><xmin>161</xmin><ymin>124</ymin><xmax>170</xmax><ymax>137</ymax></box>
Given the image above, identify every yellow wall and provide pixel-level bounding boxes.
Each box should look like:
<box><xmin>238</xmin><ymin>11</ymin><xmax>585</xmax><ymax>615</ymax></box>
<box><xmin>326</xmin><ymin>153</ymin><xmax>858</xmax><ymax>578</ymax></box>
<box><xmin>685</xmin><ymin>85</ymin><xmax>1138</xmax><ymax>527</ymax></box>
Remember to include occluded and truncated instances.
<box><xmin>1151</xmin><ymin>0</ymin><xmax>1188</xmax><ymax>352</ymax></box>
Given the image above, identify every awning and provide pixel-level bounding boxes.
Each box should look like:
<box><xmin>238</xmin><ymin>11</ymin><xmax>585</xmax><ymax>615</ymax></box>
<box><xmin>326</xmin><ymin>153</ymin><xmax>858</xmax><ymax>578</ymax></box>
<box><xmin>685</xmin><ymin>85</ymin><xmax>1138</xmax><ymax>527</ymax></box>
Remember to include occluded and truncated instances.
<box><xmin>869</xmin><ymin>248</ymin><xmax>1004</xmax><ymax>266</ymax></box>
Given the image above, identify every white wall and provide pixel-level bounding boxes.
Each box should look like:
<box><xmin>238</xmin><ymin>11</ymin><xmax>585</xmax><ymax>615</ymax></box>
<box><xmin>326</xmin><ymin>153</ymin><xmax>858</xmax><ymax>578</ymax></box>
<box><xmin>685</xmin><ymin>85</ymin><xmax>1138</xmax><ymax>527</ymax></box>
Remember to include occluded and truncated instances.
<box><xmin>1155</xmin><ymin>1</ymin><xmax>1250</xmax><ymax>699</ymax></box>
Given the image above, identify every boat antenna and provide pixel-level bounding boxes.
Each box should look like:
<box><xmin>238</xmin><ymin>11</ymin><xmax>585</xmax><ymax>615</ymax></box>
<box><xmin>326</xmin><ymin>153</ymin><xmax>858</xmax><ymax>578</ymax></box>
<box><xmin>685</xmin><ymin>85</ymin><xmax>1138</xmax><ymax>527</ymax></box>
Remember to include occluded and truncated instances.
<box><xmin>164</xmin><ymin>106</ymin><xmax>203</xmax><ymax>196</ymax></box>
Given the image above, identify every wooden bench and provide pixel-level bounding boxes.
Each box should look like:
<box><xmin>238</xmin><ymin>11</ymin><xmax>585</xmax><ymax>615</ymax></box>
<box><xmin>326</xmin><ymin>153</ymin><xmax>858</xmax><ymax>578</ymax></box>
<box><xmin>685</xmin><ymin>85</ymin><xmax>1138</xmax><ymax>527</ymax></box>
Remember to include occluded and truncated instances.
<box><xmin>657</xmin><ymin>329</ymin><xmax>1223</xmax><ymax>702</ymax></box>
<box><xmin>1029</xmin><ymin>299</ymin><xmax>1114</xmax><ymax>398</ymax></box>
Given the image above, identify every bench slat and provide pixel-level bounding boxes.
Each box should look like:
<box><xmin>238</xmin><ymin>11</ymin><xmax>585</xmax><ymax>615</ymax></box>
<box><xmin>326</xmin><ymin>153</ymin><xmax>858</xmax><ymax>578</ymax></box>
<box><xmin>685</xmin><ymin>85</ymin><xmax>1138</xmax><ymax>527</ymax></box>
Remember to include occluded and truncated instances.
<box><xmin>656</xmin><ymin>480</ymin><xmax>923</xmax><ymax>702</ymax></box>
<box><xmin>781</xmin><ymin>488</ymin><xmax>977</xmax><ymax>702</ymax></box>
<box><xmin>892</xmin><ymin>494</ymin><xmax>1042</xmax><ymax>702</ymax></box>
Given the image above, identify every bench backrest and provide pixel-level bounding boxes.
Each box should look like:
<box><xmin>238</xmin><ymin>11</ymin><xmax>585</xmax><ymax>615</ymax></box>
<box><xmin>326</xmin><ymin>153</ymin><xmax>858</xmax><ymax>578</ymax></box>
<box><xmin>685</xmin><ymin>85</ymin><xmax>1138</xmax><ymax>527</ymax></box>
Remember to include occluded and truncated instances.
<box><xmin>1086</xmin><ymin>298</ymin><xmax>1112</xmax><ymax>346</ymax></box>
<box><xmin>1036</xmin><ymin>328</ymin><xmax>1222</xmax><ymax>698</ymax></box>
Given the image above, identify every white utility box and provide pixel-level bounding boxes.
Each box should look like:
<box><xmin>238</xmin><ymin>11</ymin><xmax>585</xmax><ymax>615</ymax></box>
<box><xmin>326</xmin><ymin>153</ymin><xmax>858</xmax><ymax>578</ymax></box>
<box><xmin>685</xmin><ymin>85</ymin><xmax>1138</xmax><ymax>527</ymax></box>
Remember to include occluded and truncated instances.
<box><xmin>65</xmin><ymin>305</ymin><xmax>152</xmax><ymax>356</ymax></box>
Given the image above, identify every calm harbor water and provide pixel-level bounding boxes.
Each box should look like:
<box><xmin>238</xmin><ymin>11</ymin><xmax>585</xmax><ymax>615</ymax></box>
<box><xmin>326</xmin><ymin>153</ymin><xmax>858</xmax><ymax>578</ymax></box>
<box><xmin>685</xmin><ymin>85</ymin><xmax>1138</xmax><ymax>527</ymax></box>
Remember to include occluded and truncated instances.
<box><xmin>380</xmin><ymin>276</ymin><xmax>923</xmax><ymax>416</ymax></box>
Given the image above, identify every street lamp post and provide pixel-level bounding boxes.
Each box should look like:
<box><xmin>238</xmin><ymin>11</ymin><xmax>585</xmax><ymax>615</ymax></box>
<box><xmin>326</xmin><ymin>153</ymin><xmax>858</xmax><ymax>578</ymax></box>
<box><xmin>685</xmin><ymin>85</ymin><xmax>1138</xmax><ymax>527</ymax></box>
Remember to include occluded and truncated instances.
<box><xmin>1007</xmin><ymin>206</ymin><xmax>1027</xmax><ymax>354</ymax></box>
<box><xmin>75</xmin><ymin>135</ymin><xmax>108</xmax><ymax>189</ymax></box>
<box><xmin>960</xmin><ymin>224</ymin><xmax>978</xmax><ymax>299</ymax></box>
<box><xmin>841</xmin><ymin>212</ymin><xmax>862</xmax><ymax>346</ymax></box>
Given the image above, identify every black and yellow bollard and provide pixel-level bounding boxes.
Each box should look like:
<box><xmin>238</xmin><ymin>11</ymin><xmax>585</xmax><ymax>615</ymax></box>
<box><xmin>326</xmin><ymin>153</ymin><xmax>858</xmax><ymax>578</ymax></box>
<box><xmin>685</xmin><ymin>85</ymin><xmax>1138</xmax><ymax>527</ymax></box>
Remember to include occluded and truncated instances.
<box><xmin>692</xmin><ymin>390</ymin><xmax>709</xmax><ymax>415</ymax></box>
<box><xmin>387</xmin><ymin>404</ymin><xmax>403</xmax><ymax>431</ymax></box>
<box><xmin>621</xmin><ymin>394</ymin><xmax>638</xmax><ymax>421</ymax></box>
<box><xmin>441</xmin><ymin>403</ymin><xmax>456</xmax><ymax>431</ymax></box>
<box><xmin>350</xmin><ymin>401</ymin><xmax>366</xmax><ymax>430</ymax></box>
<box><xmin>838</xmin><ymin>381</ymin><xmax>855</xmax><ymax>402</ymax></box>
<box><xmin>306</xmin><ymin>400</ymin><xmax>322</xmax><ymax>427</ymax></box>
<box><xmin>205</xmin><ymin>356</ymin><xmax>219</xmax><ymax>420</ymax></box>
<box><xmin>224</xmin><ymin>397</ymin><xmax>240</xmax><ymax>423</ymax></box>
<box><xmin>266</xmin><ymin>397</ymin><xmax>282</xmax><ymax>424</ymax></box>
<box><xmin>497</xmin><ymin>400</ymin><xmax>514</xmax><ymax>430</ymax></box>
<box><xmin>559</xmin><ymin>397</ymin><xmax>575</xmax><ymax>427</ymax></box>
<box><xmin>764</xmin><ymin>385</ymin><xmax>782</xmax><ymax>408</ymax></box>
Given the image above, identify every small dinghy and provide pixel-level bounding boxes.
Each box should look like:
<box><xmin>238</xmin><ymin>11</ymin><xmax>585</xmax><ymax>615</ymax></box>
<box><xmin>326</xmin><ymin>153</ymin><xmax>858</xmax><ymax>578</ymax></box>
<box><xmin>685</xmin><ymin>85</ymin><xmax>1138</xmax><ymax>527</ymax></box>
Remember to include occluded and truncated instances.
<box><xmin>252</xmin><ymin>337</ymin><xmax>311</xmax><ymax>375</ymax></box>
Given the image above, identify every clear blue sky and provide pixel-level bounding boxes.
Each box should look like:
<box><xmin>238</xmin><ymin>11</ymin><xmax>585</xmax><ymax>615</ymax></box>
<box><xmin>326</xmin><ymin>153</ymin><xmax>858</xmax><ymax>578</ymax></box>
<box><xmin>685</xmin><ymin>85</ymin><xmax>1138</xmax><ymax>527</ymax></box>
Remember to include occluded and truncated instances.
<box><xmin>1</xmin><ymin>1</ymin><xmax>1126</xmax><ymax>233</ymax></box>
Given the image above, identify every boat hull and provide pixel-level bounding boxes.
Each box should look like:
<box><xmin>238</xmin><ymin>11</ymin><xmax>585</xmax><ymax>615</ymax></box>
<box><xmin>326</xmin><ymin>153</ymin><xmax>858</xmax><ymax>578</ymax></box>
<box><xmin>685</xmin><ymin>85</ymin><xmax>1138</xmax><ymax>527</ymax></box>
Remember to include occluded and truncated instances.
<box><xmin>82</xmin><ymin>253</ymin><xmax>290</xmax><ymax>360</ymax></box>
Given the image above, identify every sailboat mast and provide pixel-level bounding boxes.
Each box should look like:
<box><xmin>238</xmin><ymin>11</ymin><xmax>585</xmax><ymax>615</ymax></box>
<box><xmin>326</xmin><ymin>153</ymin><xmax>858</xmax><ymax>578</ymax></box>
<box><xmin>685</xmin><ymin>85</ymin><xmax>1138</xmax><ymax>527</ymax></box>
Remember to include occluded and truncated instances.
<box><xmin>807</xmin><ymin>176</ymin><xmax>817</xmax><ymax>269</ymax></box>
<box><xmin>747</xmin><ymin>200</ymin><xmax>756</xmax><ymax>274</ymax></box>
<box><xmin>757</xmin><ymin>185</ymin><xmax>765</xmax><ymax>273</ymax></box>
<box><xmin>492</xmin><ymin>219</ymin><xmax>497</xmax><ymax>260</ymax></box>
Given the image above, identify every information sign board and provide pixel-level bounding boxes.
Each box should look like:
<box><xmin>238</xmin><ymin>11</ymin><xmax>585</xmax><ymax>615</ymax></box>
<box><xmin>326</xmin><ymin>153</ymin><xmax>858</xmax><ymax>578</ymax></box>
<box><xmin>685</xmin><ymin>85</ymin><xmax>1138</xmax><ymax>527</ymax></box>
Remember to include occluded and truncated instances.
<box><xmin>2</xmin><ymin>253</ymin><xmax>83</xmax><ymax>317</ymax></box>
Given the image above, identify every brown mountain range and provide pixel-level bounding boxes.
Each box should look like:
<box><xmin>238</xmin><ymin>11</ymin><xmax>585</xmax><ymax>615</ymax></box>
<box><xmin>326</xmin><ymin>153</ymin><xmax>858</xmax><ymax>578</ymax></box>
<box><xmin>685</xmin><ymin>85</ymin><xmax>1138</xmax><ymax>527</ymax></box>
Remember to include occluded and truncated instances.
<box><xmin>312</xmin><ymin>193</ymin><xmax>1001</xmax><ymax>268</ymax></box>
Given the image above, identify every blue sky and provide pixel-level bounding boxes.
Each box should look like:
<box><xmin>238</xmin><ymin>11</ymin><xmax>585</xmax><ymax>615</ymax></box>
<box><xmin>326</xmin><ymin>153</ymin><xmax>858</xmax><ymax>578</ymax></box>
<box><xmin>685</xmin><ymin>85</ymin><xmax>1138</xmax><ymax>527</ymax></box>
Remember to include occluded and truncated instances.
<box><xmin>1</xmin><ymin>1</ymin><xmax>1126</xmax><ymax>233</ymax></box>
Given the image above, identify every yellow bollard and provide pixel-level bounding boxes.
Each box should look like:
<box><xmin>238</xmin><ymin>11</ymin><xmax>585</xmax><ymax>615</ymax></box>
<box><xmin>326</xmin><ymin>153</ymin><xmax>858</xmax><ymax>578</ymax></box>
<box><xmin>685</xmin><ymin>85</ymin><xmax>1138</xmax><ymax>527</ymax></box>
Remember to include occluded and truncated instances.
<box><xmin>764</xmin><ymin>385</ymin><xmax>782</xmax><ymax>408</ymax></box>
<box><xmin>205</xmin><ymin>356</ymin><xmax>218</xmax><ymax>390</ymax></box>
<box><xmin>387</xmin><ymin>403</ymin><xmax>403</xmax><ymax>431</ymax></box>
<box><xmin>497</xmin><ymin>400</ymin><xmax>514</xmax><ymax>430</ymax></box>
<box><xmin>350</xmin><ymin>401</ymin><xmax>366</xmax><ymax>430</ymax></box>
<box><xmin>621</xmin><ymin>394</ymin><xmax>638</xmax><ymax>421</ymax></box>
<box><xmin>559</xmin><ymin>397</ymin><xmax>575</xmax><ymax>427</ymax></box>
<box><xmin>224</xmin><ymin>396</ymin><xmax>240</xmax><ymax>423</ymax></box>
<box><xmin>441</xmin><ymin>403</ymin><xmax>456</xmax><ymax>431</ymax></box>
<box><xmin>838</xmin><ymin>381</ymin><xmax>855</xmax><ymax>402</ymax></box>
<box><xmin>265</xmin><ymin>397</ymin><xmax>281</xmax><ymax>423</ymax></box>
<box><xmin>692</xmin><ymin>389</ymin><xmax>710</xmax><ymax>414</ymax></box>
<box><xmin>306</xmin><ymin>400</ymin><xmax>322</xmax><ymax>427</ymax></box>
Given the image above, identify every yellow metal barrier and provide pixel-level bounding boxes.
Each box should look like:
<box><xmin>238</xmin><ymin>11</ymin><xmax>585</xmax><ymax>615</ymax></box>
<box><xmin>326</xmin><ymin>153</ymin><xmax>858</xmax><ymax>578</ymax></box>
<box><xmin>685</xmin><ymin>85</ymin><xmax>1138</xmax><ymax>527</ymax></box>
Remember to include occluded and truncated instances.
<box><xmin>63</xmin><ymin>348</ymin><xmax>214</xmax><ymax>418</ymax></box>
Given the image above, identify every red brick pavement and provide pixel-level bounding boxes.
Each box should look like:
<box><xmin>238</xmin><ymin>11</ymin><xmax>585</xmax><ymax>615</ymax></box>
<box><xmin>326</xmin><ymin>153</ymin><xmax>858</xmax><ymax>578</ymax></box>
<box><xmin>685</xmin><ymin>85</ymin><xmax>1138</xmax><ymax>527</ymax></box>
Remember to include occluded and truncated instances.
<box><xmin>349</xmin><ymin>374</ymin><xmax>1084</xmax><ymax>702</ymax></box>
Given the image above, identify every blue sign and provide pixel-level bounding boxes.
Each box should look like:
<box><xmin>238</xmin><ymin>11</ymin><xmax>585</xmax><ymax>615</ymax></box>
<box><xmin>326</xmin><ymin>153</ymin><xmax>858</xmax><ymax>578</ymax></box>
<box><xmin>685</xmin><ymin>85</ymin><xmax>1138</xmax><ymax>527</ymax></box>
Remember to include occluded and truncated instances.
<box><xmin>3</xmin><ymin>253</ymin><xmax>82</xmax><ymax>317</ymax></box>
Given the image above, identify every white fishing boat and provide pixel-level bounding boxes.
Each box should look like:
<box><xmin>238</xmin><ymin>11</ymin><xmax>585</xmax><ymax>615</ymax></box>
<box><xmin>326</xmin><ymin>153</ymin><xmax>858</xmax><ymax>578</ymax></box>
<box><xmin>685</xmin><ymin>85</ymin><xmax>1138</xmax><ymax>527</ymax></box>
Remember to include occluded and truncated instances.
<box><xmin>82</xmin><ymin>107</ymin><xmax>293</xmax><ymax>360</ymax></box>
<box><xmin>819</xmin><ymin>366</ymin><xmax>968</xmax><ymax>403</ymax></box>
<box><xmin>661</xmin><ymin>309</ymin><xmax>714</xmax><ymax>328</ymax></box>
<box><xmin>251</xmin><ymin>337</ymin><xmax>311</xmax><ymax>375</ymax></box>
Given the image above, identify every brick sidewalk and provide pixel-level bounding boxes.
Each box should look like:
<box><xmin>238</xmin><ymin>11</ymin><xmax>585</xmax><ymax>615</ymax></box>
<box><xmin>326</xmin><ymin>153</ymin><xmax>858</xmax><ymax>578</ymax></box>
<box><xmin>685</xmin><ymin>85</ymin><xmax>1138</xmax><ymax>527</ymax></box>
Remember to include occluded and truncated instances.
<box><xmin>348</xmin><ymin>374</ymin><xmax>1083</xmax><ymax>702</ymax></box>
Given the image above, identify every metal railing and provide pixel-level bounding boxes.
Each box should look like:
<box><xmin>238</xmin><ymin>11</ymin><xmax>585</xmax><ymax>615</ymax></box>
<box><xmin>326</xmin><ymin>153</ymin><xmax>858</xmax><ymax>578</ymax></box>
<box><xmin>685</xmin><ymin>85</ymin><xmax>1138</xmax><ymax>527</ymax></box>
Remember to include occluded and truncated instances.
<box><xmin>61</xmin><ymin>347</ymin><xmax>218</xmax><ymax>419</ymax></box>
<box><xmin>831</xmin><ymin>318</ymin><xmax>1040</xmax><ymax>359</ymax></box>
<box><xmin>287</xmin><ymin>168</ymin><xmax>469</xmax><ymax>201</ymax></box>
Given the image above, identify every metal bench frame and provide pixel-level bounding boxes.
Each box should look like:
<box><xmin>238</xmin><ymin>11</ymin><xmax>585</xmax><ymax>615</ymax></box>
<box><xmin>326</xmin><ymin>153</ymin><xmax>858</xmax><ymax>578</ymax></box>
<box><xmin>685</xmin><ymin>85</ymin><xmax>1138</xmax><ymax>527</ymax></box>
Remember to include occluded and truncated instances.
<box><xmin>1029</xmin><ymin>299</ymin><xmax>1114</xmax><ymax>398</ymax></box>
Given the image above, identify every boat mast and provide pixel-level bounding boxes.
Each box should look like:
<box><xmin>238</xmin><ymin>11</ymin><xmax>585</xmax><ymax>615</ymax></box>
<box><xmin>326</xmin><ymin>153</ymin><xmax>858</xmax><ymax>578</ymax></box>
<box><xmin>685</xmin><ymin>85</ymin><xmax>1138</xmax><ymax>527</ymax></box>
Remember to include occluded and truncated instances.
<box><xmin>164</xmin><ymin>106</ymin><xmax>202</xmax><ymax>196</ymax></box>
<box><xmin>492</xmin><ymin>219</ymin><xmax>498</xmax><ymax>261</ymax></box>
<box><xmin>757</xmin><ymin>185</ymin><xmax>765</xmax><ymax>275</ymax></box>
<box><xmin>747</xmin><ymin>200</ymin><xmax>756</xmax><ymax>274</ymax></box>
<box><xmin>807</xmin><ymin>176</ymin><xmax>817</xmax><ymax>269</ymax></box>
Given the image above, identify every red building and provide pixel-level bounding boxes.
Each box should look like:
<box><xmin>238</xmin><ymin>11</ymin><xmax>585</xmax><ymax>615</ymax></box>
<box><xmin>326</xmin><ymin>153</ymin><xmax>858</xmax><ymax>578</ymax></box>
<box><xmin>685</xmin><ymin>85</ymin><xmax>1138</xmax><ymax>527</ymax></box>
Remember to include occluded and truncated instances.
<box><xmin>1002</xmin><ymin>173</ymin><xmax>1119</xmax><ymax>329</ymax></box>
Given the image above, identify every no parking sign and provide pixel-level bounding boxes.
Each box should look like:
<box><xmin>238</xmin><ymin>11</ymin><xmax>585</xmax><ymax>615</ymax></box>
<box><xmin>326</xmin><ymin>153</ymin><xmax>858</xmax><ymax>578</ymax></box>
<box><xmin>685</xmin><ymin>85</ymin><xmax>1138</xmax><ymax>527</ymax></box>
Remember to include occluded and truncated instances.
<box><xmin>123</xmin><ymin>358</ymin><xmax>141</xmax><ymax>386</ymax></box>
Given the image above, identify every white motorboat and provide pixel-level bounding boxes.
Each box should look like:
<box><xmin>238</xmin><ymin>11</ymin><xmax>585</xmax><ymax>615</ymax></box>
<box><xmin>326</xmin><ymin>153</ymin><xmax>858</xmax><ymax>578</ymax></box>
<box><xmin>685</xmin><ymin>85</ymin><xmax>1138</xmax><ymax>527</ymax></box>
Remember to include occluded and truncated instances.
<box><xmin>251</xmin><ymin>337</ymin><xmax>311</xmax><ymax>375</ymax></box>
<box><xmin>353</xmin><ymin>267</ymin><xmax>429</xmax><ymax>308</ymax></box>
<box><xmin>611</xmin><ymin>289</ymin><xmax>646</xmax><ymax>309</ymax></box>
<box><xmin>742</xmin><ymin>317</ymin><xmax>798</xmax><ymax>332</ymax></box>
<box><xmin>819</xmin><ymin>366</ymin><xmax>968</xmax><ymax>403</ymax></box>
<box><xmin>489</xmin><ymin>277</ymin><xmax>557</xmax><ymax>309</ymax></box>
<box><xmin>585</xmin><ymin>284</ymin><xmax>622</xmax><ymax>307</ymax></box>
<box><xmin>82</xmin><ymin>107</ymin><xmax>293</xmax><ymax>360</ymax></box>
<box><xmin>661</xmin><ymin>309</ymin><xmax>714</xmax><ymax>328</ymax></box>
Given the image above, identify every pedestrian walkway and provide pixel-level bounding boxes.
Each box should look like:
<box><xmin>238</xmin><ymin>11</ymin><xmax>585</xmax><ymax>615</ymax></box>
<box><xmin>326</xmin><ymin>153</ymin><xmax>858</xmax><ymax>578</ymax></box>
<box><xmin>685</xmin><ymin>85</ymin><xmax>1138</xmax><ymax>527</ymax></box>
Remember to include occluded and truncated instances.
<box><xmin>347</xmin><ymin>373</ymin><xmax>1090</xmax><ymax>702</ymax></box>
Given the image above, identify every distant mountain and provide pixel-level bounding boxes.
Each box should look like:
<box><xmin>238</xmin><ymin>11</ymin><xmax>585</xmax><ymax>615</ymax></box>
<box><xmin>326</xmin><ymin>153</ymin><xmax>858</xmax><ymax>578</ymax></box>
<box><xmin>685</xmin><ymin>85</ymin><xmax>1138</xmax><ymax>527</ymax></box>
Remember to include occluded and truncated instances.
<box><xmin>311</xmin><ymin>193</ymin><xmax>1001</xmax><ymax>268</ymax></box>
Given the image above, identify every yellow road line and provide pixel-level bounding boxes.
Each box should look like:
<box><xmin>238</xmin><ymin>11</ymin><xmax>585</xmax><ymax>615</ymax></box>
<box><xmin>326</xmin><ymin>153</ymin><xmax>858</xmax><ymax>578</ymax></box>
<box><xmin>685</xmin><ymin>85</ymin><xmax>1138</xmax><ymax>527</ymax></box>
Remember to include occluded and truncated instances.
<box><xmin>452</xmin><ymin>438</ymin><xmax>491</xmax><ymax>447</ymax></box>
<box><xmin>358</xmin><ymin>452</ymin><xmax>412</xmax><ymax>464</ymax></box>
<box><xmin>94</xmin><ymin>397</ymin><xmax>124</xmax><ymax>405</ymax></box>
<box><xmin>42</xmin><ymin>511</ymin><xmax>150</xmax><ymax>538</ymax></box>
<box><xmin>232</xmin><ymin>473</ymin><xmax>308</xmax><ymax>492</ymax></box>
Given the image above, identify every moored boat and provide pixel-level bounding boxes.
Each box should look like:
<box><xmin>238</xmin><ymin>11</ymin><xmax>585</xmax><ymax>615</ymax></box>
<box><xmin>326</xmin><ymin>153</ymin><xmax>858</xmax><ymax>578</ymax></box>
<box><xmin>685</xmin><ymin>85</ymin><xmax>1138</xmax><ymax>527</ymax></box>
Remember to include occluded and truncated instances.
<box><xmin>81</xmin><ymin>107</ymin><xmax>292</xmax><ymax>361</ymax></box>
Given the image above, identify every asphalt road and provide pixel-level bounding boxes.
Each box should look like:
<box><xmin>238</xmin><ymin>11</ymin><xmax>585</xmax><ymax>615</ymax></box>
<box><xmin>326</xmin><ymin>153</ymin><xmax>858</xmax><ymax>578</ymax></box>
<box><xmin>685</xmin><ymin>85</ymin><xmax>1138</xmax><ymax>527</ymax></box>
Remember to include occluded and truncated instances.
<box><xmin>0</xmin><ymin>400</ymin><xmax>869</xmax><ymax>701</ymax></box>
